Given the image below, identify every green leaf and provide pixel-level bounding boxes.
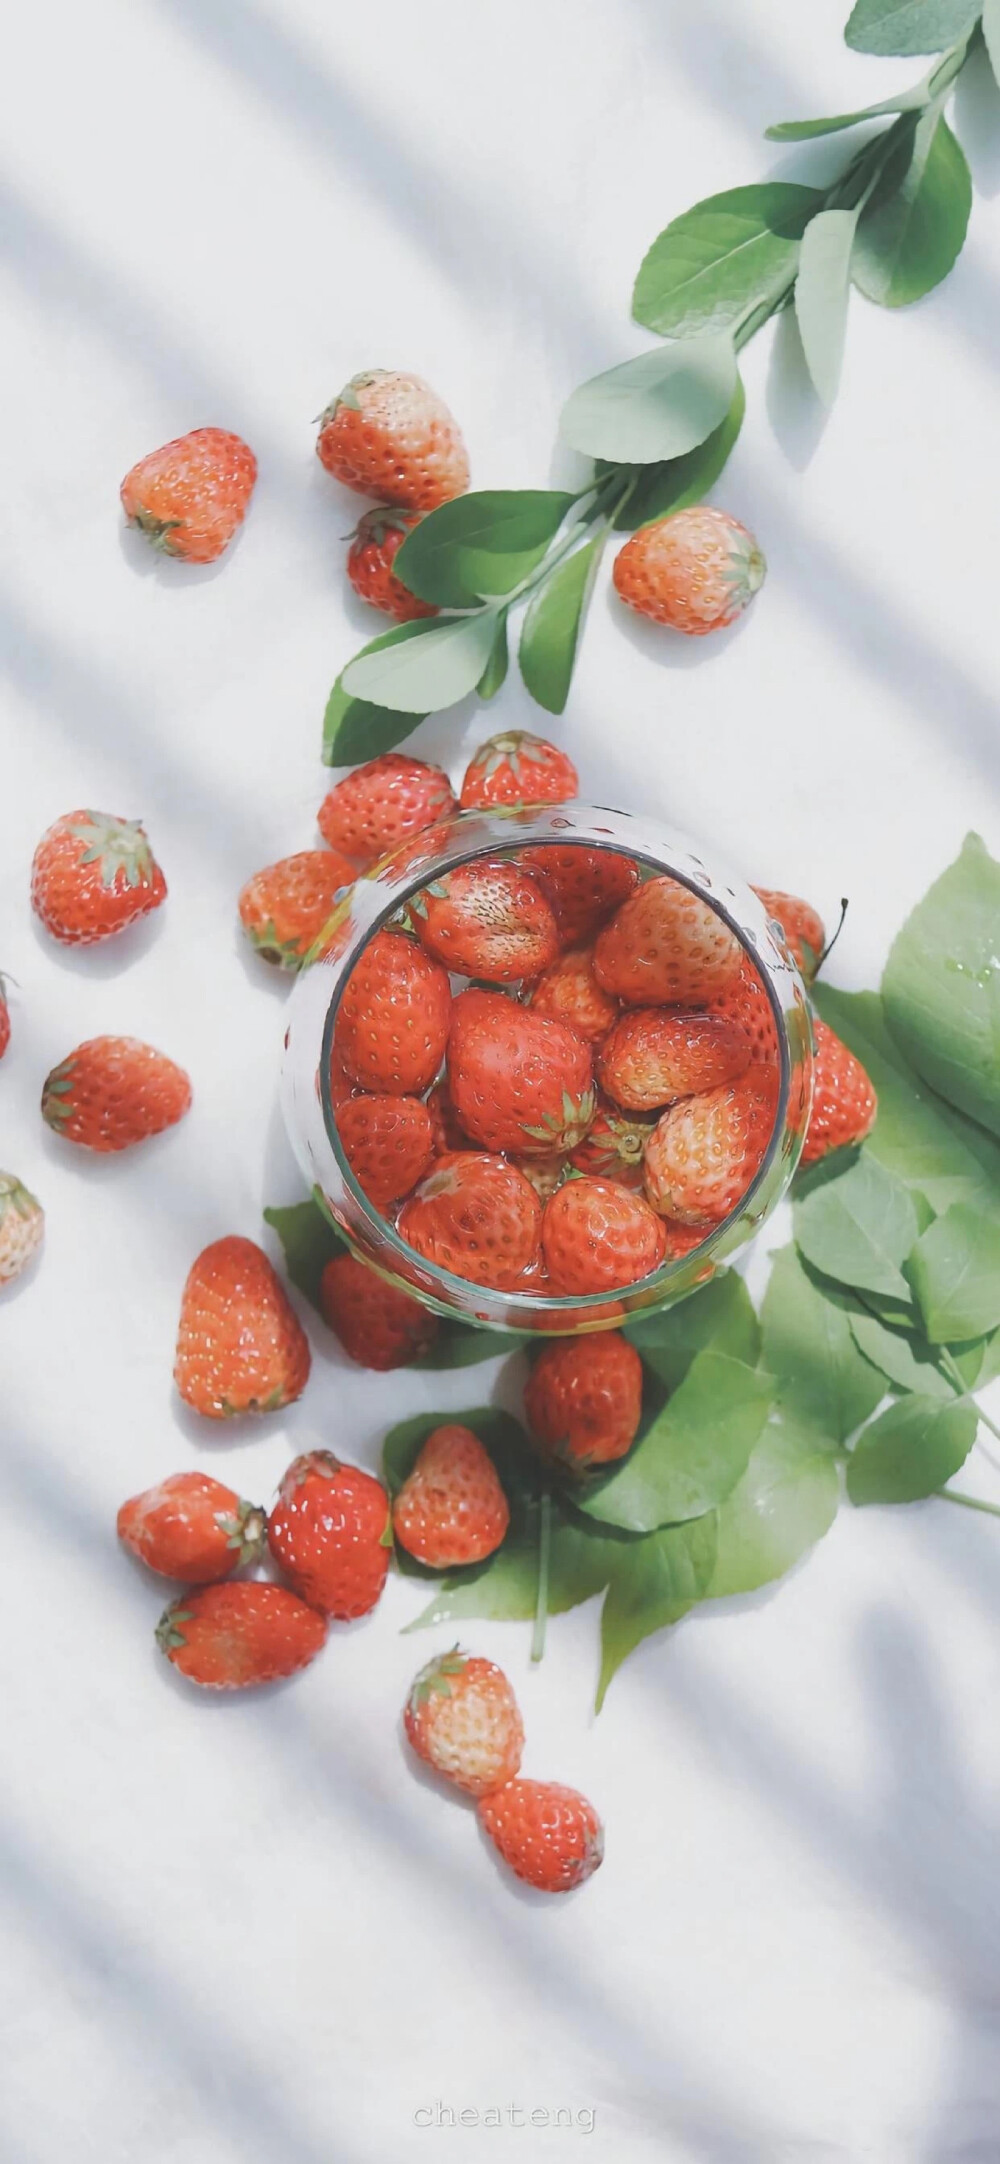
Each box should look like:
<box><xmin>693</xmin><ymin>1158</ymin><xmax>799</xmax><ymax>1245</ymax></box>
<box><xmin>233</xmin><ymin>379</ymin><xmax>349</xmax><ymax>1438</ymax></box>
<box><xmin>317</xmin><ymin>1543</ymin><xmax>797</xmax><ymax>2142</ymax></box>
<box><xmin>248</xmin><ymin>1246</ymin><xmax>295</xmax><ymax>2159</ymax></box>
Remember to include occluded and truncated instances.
<box><xmin>614</xmin><ymin>377</ymin><xmax>746</xmax><ymax>531</ymax></box>
<box><xmin>707</xmin><ymin>1419</ymin><xmax>840</xmax><ymax>1598</ymax></box>
<box><xmin>847</xmin><ymin>1303</ymin><xmax>964</xmax><ymax>1398</ymax></box>
<box><xmin>907</xmin><ymin>1203</ymin><xmax>1000</xmax><ymax>1343</ymax></box>
<box><xmin>341</xmin><ymin>610</ymin><xmax>499</xmax><ymax>715</ymax></box>
<box><xmin>410</xmin><ymin>1318</ymin><xmax>535</xmax><ymax>1368</ymax></box>
<box><xmin>518</xmin><ymin>532</ymin><xmax>604</xmax><ymax>715</ymax></box>
<box><xmin>845</xmin><ymin>0</ymin><xmax>979</xmax><ymax>54</ymax></box>
<box><xmin>476</xmin><ymin>613</ymin><xmax>509</xmax><ymax>700</ymax></box>
<box><xmin>408</xmin><ymin>1510</ymin><xmax>630</xmax><ymax>1630</ymax></box>
<box><xmin>984</xmin><ymin>0</ymin><xmax>1000</xmax><ymax>85</ymax></box>
<box><xmin>847</xmin><ymin>1394</ymin><xmax>977</xmax><ymax>1504</ymax></box>
<box><xmin>263</xmin><ymin>1198</ymin><xmax>344</xmax><ymax>1314</ymax></box>
<box><xmin>794</xmin><ymin>1151</ymin><xmax>923</xmax><ymax>1301</ymax></box>
<box><xmin>596</xmin><ymin>1515</ymin><xmax>717</xmax><ymax>1708</ymax></box>
<box><xmin>882</xmin><ymin>835</ymin><xmax>1000</xmax><ymax>1138</ymax></box>
<box><xmin>813</xmin><ymin>985</ymin><xmax>1000</xmax><ymax>1212</ymax></box>
<box><xmin>766</xmin><ymin>87</ymin><xmax>928</xmax><ymax>141</ymax></box>
<box><xmin>578</xmin><ymin>1352</ymin><xmax>775</xmax><ymax>1532</ymax></box>
<box><xmin>632</xmin><ymin>184</ymin><xmax>822</xmax><ymax>338</ymax></box>
<box><xmin>322</xmin><ymin>621</ymin><xmax>432</xmax><ymax>763</ymax></box>
<box><xmin>794</xmin><ymin>208</ymin><xmax>857</xmax><ymax>406</ymax></box>
<box><xmin>560</xmin><ymin>333</ymin><xmax>738</xmax><ymax>465</ymax></box>
<box><xmin>761</xmin><ymin>1246</ymin><xmax>885</xmax><ymax>1441</ymax></box>
<box><xmin>852</xmin><ymin>109</ymin><xmax>972</xmax><ymax>306</ymax></box>
<box><xmin>624</xmin><ymin>1269</ymin><xmax>760</xmax><ymax>1391</ymax></box>
<box><xmin>393</xmin><ymin>491</ymin><xmax>576</xmax><ymax>609</ymax></box>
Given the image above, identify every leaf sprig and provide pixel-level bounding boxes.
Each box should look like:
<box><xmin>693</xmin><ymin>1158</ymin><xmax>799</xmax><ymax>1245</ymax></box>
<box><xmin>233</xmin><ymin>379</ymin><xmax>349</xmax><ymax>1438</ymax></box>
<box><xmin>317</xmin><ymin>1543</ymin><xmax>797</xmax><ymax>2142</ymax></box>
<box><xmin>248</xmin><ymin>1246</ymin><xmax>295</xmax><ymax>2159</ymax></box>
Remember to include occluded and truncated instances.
<box><xmin>323</xmin><ymin>0</ymin><xmax>992</xmax><ymax>765</ymax></box>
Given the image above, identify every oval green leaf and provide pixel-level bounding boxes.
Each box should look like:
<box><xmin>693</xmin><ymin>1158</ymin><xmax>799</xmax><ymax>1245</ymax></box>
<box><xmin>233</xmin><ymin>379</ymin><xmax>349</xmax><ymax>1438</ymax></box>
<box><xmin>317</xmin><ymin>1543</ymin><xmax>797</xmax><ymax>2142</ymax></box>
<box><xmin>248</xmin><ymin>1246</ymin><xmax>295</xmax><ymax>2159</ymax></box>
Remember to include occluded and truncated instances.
<box><xmin>393</xmin><ymin>490</ymin><xmax>576</xmax><ymax>608</ymax></box>
<box><xmin>614</xmin><ymin>377</ymin><xmax>745</xmax><ymax>531</ymax></box>
<box><xmin>623</xmin><ymin>1269</ymin><xmax>760</xmax><ymax>1390</ymax></box>
<box><xmin>707</xmin><ymin>1419</ymin><xmax>840</xmax><ymax>1599</ymax></box>
<box><xmin>477</xmin><ymin>612</ymin><xmax>509</xmax><ymax>700</ymax></box>
<box><xmin>342</xmin><ymin>610</ymin><xmax>500</xmax><ymax>714</ymax></box>
<box><xmin>882</xmin><ymin>834</ymin><xmax>1000</xmax><ymax>1137</ymax></box>
<box><xmin>596</xmin><ymin>1514</ymin><xmax>717</xmax><ymax>1709</ymax></box>
<box><xmin>322</xmin><ymin>620</ymin><xmax>433</xmax><ymax>762</ymax></box>
<box><xmin>559</xmin><ymin>332</ymin><xmax>738</xmax><ymax>465</ymax></box>
<box><xmin>908</xmin><ymin>1202</ymin><xmax>1000</xmax><ymax>1344</ymax></box>
<box><xmin>518</xmin><ymin>531</ymin><xmax>604</xmax><ymax>715</ymax></box>
<box><xmin>794</xmin><ymin>207</ymin><xmax>857</xmax><ymax>406</ymax></box>
<box><xmin>578</xmin><ymin>1350</ymin><xmax>775</xmax><ymax>1532</ymax></box>
<box><xmin>793</xmin><ymin>1151</ymin><xmax>922</xmax><ymax>1301</ymax></box>
<box><xmin>852</xmin><ymin>108</ymin><xmax>971</xmax><ymax>307</ymax></box>
<box><xmin>848</xmin><ymin>1305</ymin><xmax>960</xmax><ymax>1398</ymax></box>
<box><xmin>761</xmin><ymin>1245</ymin><xmax>885</xmax><ymax>1441</ymax></box>
<box><xmin>846</xmin><ymin>1394</ymin><xmax>977</xmax><ymax>1505</ymax></box>
<box><xmin>263</xmin><ymin>1196</ymin><xmax>344</xmax><ymax>1313</ymax></box>
<box><xmin>633</xmin><ymin>184</ymin><xmax>822</xmax><ymax>337</ymax></box>
<box><xmin>845</xmin><ymin>0</ymin><xmax>979</xmax><ymax>53</ymax></box>
<box><xmin>984</xmin><ymin>0</ymin><xmax>1000</xmax><ymax>85</ymax></box>
<box><xmin>814</xmin><ymin>984</ymin><xmax>1000</xmax><ymax>1212</ymax></box>
<box><xmin>766</xmin><ymin>86</ymin><xmax>927</xmax><ymax>141</ymax></box>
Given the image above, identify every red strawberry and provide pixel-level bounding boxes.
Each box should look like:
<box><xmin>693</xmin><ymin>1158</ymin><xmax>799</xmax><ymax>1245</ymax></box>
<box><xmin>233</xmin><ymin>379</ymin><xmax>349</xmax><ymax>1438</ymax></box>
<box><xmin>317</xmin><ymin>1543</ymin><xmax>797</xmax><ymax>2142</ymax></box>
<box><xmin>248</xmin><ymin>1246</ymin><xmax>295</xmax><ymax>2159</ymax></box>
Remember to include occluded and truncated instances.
<box><xmin>426</xmin><ymin>1077</ymin><xmax>472</xmax><ymax>1155</ymax></box>
<box><xmin>318</xmin><ymin>754</ymin><xmax>456</xmax><ymax>867</ymax></box>
<box><xmin>662</xmin><ymin>1219</ymin><xmax>711</xmax><ymax>1260</ymax></box>
<box><xmin>398</xmin><ymin>1152</ymin><xmax>541</xmax><ymax>1291</ymax></box>
<box><xmin>0</xmin><ymin>1172</ymin><xmax>44</xmax><ymax>1286</ymax></box>
<box><xmin>613</xmin><ymin>506</ymin><xmax>765</xmax><ymax>635</ymax></box>
<box><xmin>334</xmin><ymin>929</ymin><xmax>451</xmax><ymax>1095</ymax></box>
<box><xmin>478</xmin><ymin>1779</ymin><xmax>604</xmax><ymax>1893</ymax></box>
<box><xmin>597</xmin><ymin>1007</ymin><xmax>750</xmax><ymax>1113</ymax></box>
<box><xmin>569</xmin><ymin>1093</ymin><xmax>656</xmax><ymax>1189</ymax></box>
<box><xmin>404</xmin><ymin>1649</ymin><xmax>523</xmax><ymax>1798</ymax></box>
<box><xmin>316</xmin><ymin>370</ymin><xmax>469</xmax><ymax>511</ymax></box>
<box><xmin>239</xmin><ymin>849</ymin><xmax>356</xmax><ymax>969</ymax></box>
<box><xmin>319</xmin><ymin>1251</ymin><xmax>439</xmax><ymax>1368</ymax></box>
<box><xmin>156</xmin><ymin>1583</ymin><xmax>326</xmax><ymax>1689</ymax></box>
<box><xmin>268</xmin><ymin>1450</ymin><xmax>391</xmax><ymax>1619</ymax></box>
<box><xmin>526</xmin><ymin>845</ymin><xmax>639</xmax><ymax>947</ymax></box>
<box><xmin>412</xmin><ymin>860</ymin><xmax>559</xmax><ymax>981</ymax></box>
<box><xmin>447</xmin><ymin>988</ymin><xmax>596</xmax><ymax>1156</ymax></box>
<box><xmin>392</xmin><ymin>1425</ymin><xmax>509</xmax><ymax>1568</ymax></box>
<box><xmin>31</xmin><ymin>809</ymin><xmax>167</xmax><ymax>946</ymax></box>
<box><xmin>524</xmin><ymin>1331</ymin><xmax>642</xmax><ymax>1470</ymax></box>
<box><xmin>346</xmin><ymin>507</ymin><xmax>438</xmax><ymax>621</ymax></box>
<box><xmin>801</xmin><ymin>1019</ymin><xmax>877</xmax><ymax>1166</ymax></box>
<box><xmin>528</xmin><ymin>946</ymin><xmax>618</xmax><ymax>1045</ymax></box>
<box><xmin>753</xmin><ymin>886</ymin><xmax>825</xmax><ymax>982</ymax></box>
<box><xmin>541</xmin><ymin>1176</ymin><xmax>666</xmax><ymax>1295</ymax></box>
<box><xmin>121</xmin><ymin>428</ymin><xmax>256</xmax><ymax>563</ymax></box>
<box><xmin>0</xmin><ymin>975</ymin><xmax>9</xmax><ymax>1062</ymax></box>
<box><xmin>644</xmin><ymin>1080</ymin><xmax>775</xmax><ymax>1225</ymax></box>
<box><xmin>42</xmin><ymin>1037</ymin><xmax>191</xmax><ymax>1152</ymax></box>
<box><xmin>460</xmin><ymin>731</ymin><xmax>578</xmax><ymax>810</ymax></box>
<box><xmin>175</xmin><ymin>1236</ymin><xmax>311</xmax><ymax>1417</ymax></box>
<box><xmin>117</xmin><ymin>1472</ymin><xmax>266</xmax><ymax>1583</ymax></box>
<box><xmin>706</xmin><ymin>955</ymin><xmax>780</xmax><ymax>1071</ymax></box>
<box><xmin>594</xmin><ymin>876</ymin><xmax>742</xmax><ymax>1007</ymax></box>
<box><xmin>336</xmin><ymin>1092</ymin><xmax>434</xmax><ymax>1210</ymax></box>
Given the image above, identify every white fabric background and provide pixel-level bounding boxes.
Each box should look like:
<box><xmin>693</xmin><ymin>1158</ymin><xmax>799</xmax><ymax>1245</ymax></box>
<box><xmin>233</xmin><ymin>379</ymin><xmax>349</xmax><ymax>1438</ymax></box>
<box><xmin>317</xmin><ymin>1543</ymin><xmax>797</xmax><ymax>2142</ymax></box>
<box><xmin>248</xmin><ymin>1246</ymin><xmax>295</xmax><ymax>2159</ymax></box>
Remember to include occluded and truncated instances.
<box><xmin>4</xmin><ymin>3</ymin><xmax>1000</xmax><ymax>2159</ymax></box>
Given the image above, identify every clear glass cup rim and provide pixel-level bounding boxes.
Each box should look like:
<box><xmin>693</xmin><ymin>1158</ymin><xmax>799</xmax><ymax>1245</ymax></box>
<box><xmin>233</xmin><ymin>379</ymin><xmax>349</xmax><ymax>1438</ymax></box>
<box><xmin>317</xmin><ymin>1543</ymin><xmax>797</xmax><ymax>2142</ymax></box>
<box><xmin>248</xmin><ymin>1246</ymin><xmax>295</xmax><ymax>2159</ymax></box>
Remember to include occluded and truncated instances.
<box><xmin>315</xmin><ymin>803</ymin><xmax>801</xmax><ymax>1318</ymax></box>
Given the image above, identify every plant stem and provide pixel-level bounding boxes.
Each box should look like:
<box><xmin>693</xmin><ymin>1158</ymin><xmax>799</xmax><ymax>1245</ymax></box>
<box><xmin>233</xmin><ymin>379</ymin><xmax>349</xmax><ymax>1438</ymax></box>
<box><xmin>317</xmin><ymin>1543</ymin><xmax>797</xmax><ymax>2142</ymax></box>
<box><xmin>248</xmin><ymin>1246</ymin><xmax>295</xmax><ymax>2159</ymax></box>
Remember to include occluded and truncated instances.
<box><xmin>531</xmin><ymin>1490</ymin><xmax>552</xmax><ymax>1664</ymax></box>
<box><xmin>937</xmin><ymin>1489</ymin><xmax>1000</xmax><ymax>1521</ymax></box>
<box><xmin>937</xmin><ymin>1346</ymin><xmax>1000</xmax><ymax>1470</ymax></box>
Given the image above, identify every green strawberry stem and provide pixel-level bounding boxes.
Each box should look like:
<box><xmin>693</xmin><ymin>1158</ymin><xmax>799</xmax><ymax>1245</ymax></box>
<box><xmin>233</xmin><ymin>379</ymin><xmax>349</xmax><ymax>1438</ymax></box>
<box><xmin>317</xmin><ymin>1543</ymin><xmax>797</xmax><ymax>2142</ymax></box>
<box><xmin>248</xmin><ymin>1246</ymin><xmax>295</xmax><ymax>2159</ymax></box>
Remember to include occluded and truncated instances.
<box><xmin>937</xmin><ymin>1491</ymin><xmax>1000</xmax><ymax>1522</ymax></box>
<box><xmin>530</xmin><ymin>1489</ymin><xmax>553</xmax><ymax>1665</ymax></box>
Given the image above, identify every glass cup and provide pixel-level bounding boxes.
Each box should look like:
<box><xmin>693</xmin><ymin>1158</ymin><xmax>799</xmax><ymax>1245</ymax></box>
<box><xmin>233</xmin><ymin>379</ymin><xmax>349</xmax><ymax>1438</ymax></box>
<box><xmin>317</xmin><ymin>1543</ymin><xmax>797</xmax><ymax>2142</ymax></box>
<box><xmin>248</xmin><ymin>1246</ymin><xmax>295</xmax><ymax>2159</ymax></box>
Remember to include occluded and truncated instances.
<box><xmin>280</xmin><ymin>803</ymin><xmax>813</xmax><ymax>1337</ymax></box>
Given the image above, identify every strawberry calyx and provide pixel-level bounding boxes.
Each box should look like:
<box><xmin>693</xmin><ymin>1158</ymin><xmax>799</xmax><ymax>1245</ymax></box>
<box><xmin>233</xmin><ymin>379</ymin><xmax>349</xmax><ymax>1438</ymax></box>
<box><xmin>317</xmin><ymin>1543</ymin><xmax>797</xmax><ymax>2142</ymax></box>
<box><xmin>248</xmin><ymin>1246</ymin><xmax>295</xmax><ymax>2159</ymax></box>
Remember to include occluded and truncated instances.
<box><xmin>155</xmin><ymin>1602</ymin><xmax>193</xmax><ymax>1653</ymax></box>
<box><xmin>279</xmin><ymin>1450</ymin><xmax>343</xmax><ymax>1496</ymax></box>
<box><xmin>218</xmin><ymin>1500</ymin><xmax>268</xmax><ymax>1566</ymax></box>
<box><xmin>522</xmin><ymin>1086</ymin><xmax>597</xmax><ymax>1153</ymax></box>
<box><xmin>408</xmin><ymin>1646</ymin><xmax>468</xmax><ymax>1709</ymax></box>
<box><xmin>319</xmin><ymin>369</ymin><xmax>387</xmax><ymax>427</ymax></box>
<box><xmin>0</xmin><ymin>1171</ymin><xmax>41</xmax><ymax>1222</ymax></box>
<box><xmin>128</xmin><ymin>505</ymin><xmax>185</xmax><ymax>554</ymax></box>
<box><xmin>70</xmin><ymin>811</ymin><xmax>155</xmax><ymax>892</ymax></box>
<box><xmin>350</xmin><ymin>506</ymin><xmax>414</xmax><ymax>548</ymax></box>
<box><xmin>40</xmin><ymin>1057</ymin><xmax>76</xmax><ymax>1130</ymax></box>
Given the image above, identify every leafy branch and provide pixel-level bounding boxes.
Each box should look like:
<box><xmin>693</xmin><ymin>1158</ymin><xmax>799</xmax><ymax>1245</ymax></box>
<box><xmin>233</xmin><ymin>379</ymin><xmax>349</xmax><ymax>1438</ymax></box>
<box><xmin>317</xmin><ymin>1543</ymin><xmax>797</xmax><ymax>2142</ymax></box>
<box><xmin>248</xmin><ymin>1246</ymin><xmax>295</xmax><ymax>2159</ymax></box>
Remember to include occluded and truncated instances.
<box><xmin>323</xmin><ymin>0</ymin><xmax>994</xmax><ymax>765</ymax></box>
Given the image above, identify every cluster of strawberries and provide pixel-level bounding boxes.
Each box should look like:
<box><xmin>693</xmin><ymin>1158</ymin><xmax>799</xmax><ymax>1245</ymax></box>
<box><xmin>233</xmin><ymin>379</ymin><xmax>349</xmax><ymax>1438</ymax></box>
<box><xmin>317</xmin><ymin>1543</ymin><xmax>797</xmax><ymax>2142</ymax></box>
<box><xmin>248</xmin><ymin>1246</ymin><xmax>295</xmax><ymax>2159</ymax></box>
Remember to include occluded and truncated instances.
<box><xmin>119</xmin><ymin>1426</ymin><xmax>603</xmax><ymax>1893</ymax></box>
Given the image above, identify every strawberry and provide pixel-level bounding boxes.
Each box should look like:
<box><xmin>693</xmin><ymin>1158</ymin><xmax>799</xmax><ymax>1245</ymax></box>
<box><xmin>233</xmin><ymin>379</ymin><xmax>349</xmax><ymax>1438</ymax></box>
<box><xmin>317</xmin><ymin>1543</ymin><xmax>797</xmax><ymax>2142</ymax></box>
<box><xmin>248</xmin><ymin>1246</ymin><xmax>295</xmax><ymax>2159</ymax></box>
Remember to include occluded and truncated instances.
<box><xmin>426</xmin><ymin>1077</ymin><xmax>472</xmax><ymax>1155</ymax></box>
<box><xmin>398</xmin><ymin>1152</ymin><xmax>542</xmax><ymax>1291</ymax></box>
<box><xmin>644</xmin><ymin>1080</ymin><xmax>775</xmax><ymax>1225</ymax></box>
<box><xmin>31</xmin><ymin>809</ymin><xmax>167</xmax><ymax>946</ymax></box>
<box><xmin>239</xmin><ymin>850</ymin><xmax>356</xmax><ymax>969</ymax></box>
<box><xmin>593</xmin><ymin>876</ymin><xmax>742</xmax><ymax>1007</ymax></box>
<box><xmin>706</xmin><ymin>955</ymin><xmax>780</xmax><ymax>1071</ymax></box>
<box><xmin>569</xmin><ymin>1093</ymin><xmax>656</xmax><ymax>1189</ymax></box>
<box><xmin>801</xmin><ymin>1018</ymin><xmax>877</xmax><ymax>1166</ymax></box>
<box><xmin>319</xmin><ymin>1251</ymin><xmax>439</xmax><ymax>1368</ymax></box>
<box><xmin>447</xmin><ymin>988</ymin><xmax>596</xmax><ymax>1156</ymax></box>
<box><xmin>528</xmin><ymin>946</ymin><xmax>618</xmax><ymax>1045</ymax></box>
<box><xmin>117</xmin><ymin>1472</ymin><xmax>266</xmax><ymax>1583</ymax></box>
<box><xmin>392</xmin><ymin>1425</ymin><xmax>509</xmax><ymax>1568</ymax></box>
<box><xmin>412</xmin><ymin>860</ymin><xmax>559</xmax><ymax>981</ymax></box>
<box><xmin>662</xmin><ymin>1219</ymin><xmax>711</xmax><ymax>1260</ymax></box>
<box><xmin>597</xmin><ymin>1007</ymin><xmax>750</xmax><ymax>1113</ymax></box>
<box><xmin>336</xmin><ymin>1091</ymin><xmax>434</xmax><ymax>1210</ymax></box>
<box><xmin>268</xmin><ymin>1450</ymin><xmax>391</xmax><ymax>1618</ymax></box>
<box><xmin>42</xmin><ymin>1037</ymin><xmax>191</xmax><ymax>1152</ymax></box>
<box><xmin>404</xmin><ymin>1649</ymin><xmax>523</xmax><ymax>1798</ymax></box>
<box><xmin>613</xmin><ymin>506</ymin><xmax>765</xmax><ymax>635</ymax></box>
<box><xmin>0</xmin><ymin>1172</ymin><xmax>44</xmax><ymax>1286</ymax></box>
<box><xmin>541</xmin><ymin>1176</ymin><xmax>666</xmax><ymax>1295</ymax></box>
<box><xmin>346</xmin><ymin>507</ymin><xmax>438</xmax><ymax>621</ymax></box>
<box><xmin>478</xmin><ymin>1779</ymin><xmax>604</xmax><ymax>1893</ymax></box>
<box><xmin>526</xmin><ymin>846</ymin><xmax>639</xmax><ymax>948</ymax></box>
<box><xmin>460</xmin><ymin>731</ymin><xmax>578</xmax><ymax>811</ymax></box>
<box><xmin>0</xmin><ymin>975</ymin><xmax>9</xmax><ymax>1062</ymax></box>
<box><xmin>121</xmin><ymin>427</ymin><xmax>257</xmax><ymax>563</ymax></box>
<box><xmin>318</xmin><ymin>754</ymin><xmax>456</xmax><ymax>868</ymax></box>
<box><xmin>334</xmin><ymin>929</ymin><xmax>451</xmax><ymax>1096</ymax></box>
<box><xmin>175</xmin><ymin>1236</ymin><xmax>311</xmax><ymax>1417</ymax></box>
<box><xmin>510</xmin><ymin>1153</ymin><xmax>570</xmax><ymax>1202</ymax></box>
<box><xmin>753</xmin><ymin>886</ymin><xmax>825</xmax><ymax>982</ymax></box>
<box><xmin>316</xmin><ymin>370</ymin><xmax>469</xmax><ymax>510</ymax></box>
<box><xmin>156</xmin><ymin>1583</ymin><xmax>326</xmax><ymax>1689</ymax></box>
<box><xmin>524</xmin><ymin>1331</ymin><xmax>643</xmax><ymax>1470</ymax></box>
